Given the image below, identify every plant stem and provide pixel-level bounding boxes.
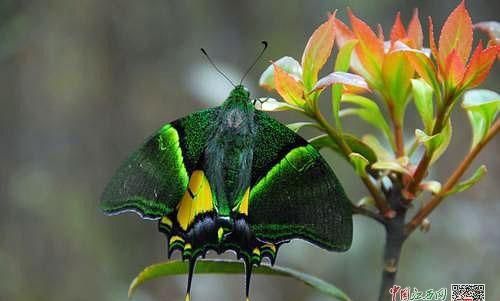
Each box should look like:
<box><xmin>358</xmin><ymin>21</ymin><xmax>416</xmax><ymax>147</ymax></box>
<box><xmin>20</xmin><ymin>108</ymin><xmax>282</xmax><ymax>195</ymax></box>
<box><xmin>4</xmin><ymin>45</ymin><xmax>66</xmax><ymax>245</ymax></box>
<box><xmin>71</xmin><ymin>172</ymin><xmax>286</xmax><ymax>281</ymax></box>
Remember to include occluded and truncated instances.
<box><xmin>388</xmin><ymin>103</ymin><xmax>404</xmax><ymax>158</ymax></box>
<box><xmin>313</xmin><ymin>110</ymin><xmax>392</xmax><ymax>215</ymax></box>
<box><xmin>352</xmin><ymin>204</ymin><xmax>386</xmax><ymax>224</ymax></box>
<box><xmin>393</xmin><ymin>121</ymin><xmax>404</xmax><ymax>158</ymax></box>
<box><xmin>405</xmin><ymin>119</ymin><xmax>500</xmax><ymax>234</ymax></box>
<box><xmin>378</xmin><ymin>183</ymin><xmax>408</xmax><ymax>301</ymax></box>
<box><xmin>404</xmin><ymin>95</ymin><xmax>452</xmax><ymax>200</ymax></box>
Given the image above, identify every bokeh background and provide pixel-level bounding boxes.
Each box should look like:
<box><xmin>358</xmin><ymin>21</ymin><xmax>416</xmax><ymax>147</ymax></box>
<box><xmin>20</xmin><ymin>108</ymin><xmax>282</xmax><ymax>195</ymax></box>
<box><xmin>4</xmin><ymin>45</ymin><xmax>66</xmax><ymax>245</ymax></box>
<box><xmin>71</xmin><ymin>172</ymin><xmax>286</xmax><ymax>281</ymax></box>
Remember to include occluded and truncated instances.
<box><xmin>1</xmin><ymin>0</ymin><xmax>499</xmax><ymax>300</ymax></box>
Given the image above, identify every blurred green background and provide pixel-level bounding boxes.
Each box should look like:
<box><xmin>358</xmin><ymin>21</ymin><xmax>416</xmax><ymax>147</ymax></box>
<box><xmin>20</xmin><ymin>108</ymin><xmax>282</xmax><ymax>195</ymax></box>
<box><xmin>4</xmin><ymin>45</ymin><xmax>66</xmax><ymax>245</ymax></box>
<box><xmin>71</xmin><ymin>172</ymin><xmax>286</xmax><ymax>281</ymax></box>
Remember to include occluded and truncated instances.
<box><xmin>0</xmin><ymin>0</ymin><xmax>498</xmax><ymax>300</ymax></box>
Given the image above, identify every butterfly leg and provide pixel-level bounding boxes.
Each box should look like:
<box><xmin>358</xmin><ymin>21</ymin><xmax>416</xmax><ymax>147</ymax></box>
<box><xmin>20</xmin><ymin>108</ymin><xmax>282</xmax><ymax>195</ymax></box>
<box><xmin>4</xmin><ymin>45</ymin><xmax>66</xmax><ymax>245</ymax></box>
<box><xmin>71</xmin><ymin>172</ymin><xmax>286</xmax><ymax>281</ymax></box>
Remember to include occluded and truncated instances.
<box><xmin>252</xmin><ymin>97</ymin><xmax>269</xmax><ymax>107</ymax></box>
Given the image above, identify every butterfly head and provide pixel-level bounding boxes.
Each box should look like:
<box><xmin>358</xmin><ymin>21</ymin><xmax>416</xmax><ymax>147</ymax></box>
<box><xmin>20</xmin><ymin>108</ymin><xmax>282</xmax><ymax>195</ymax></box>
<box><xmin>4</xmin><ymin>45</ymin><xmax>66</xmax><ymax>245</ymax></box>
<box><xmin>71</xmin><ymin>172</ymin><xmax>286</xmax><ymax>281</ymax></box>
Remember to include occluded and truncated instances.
<box><xmin>229</xmin><ymin>85</ymin><xmax>251</xmax><ymax>102</ymax></box>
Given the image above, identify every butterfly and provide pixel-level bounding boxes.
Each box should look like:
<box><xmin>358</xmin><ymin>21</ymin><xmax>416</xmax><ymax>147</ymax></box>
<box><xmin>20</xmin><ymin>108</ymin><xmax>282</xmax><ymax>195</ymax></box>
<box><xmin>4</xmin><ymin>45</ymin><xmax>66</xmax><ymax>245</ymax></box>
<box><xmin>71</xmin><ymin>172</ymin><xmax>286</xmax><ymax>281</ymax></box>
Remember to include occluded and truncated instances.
<box><xmin>100</xmin><ymin>44</ymin><xmax>352</xmax><ymax>301</ymax></box>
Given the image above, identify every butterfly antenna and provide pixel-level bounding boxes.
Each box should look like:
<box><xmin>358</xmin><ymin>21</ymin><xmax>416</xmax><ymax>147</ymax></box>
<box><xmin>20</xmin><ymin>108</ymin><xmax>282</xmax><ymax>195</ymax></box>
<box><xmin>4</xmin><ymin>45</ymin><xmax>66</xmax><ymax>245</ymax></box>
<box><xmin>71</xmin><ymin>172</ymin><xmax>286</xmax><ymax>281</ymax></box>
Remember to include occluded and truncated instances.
<box><xmin>185</xmin><ymin>258</ymin><xmax>197</xmax><ymax>301</ymax></box>
<box><xmin>201</xmin><ymin>48</ymin><xmax>236</xmax><ymax>87</ymax></box>
<box><xmin>240</xmin><ymin>41</ymin><xmax>268</xmax><ymax>85</ymax></box>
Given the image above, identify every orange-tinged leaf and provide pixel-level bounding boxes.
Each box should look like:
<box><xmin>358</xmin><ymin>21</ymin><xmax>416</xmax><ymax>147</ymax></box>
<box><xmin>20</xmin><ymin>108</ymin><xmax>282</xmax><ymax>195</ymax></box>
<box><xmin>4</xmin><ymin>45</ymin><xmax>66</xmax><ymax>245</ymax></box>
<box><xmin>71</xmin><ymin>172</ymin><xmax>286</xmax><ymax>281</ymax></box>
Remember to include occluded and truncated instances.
<box><xmin>438</xmin><ymin>0</ymin><xmax>473</xmax><ymax>63</ymax></box>
<box><xmin>334</xmin><ymin>18</ymin><xmax>355</xmax><ymax>47</ymax></box>
<box><xmin>343</xmin><ymin>85</ymin><xmax>369</xmax><ymax>95</ymax></box>
<box><xmin>334</xmin><ymin>19</ymin><xmax>372</xmax><ymax>82</ymax></box>
<box><xmin>392</xmin><ymin>41</ymin><xmax>439</xmax><ymax>92</ymax></box>
<box><xmin>407</xmin><ymin>9</ymin><xmax>423</xmax><ymax>49</ymax></box>
<box><xmin>382</xmin><ymin>51</ymin><xmax>414</xmax><ymax>113</ymax></box>
<box><xmin>474</xmin><ymin>22</ymin><xmax>500</xmax><ymax>60</ymax></box>
<box><xmin>428</xmin><ymin>17</ymin><xmax>439</xmax><ymax>60</ymax></box>
<box><xmin>444</xmin><ymin>50</ymin><xmax>466</xmax><ymax>88</ymax></box>
<box><xmin>390</xmin><ymin>12</ymin><xmax>407</xmax><ymax>44</ymax></box>
<box><xmin>301</xmin><ymin>13</ymin><xmax>336</xmax><ymax>90</ymax></box>
<box><xmin>428</xmin><ymin>16</ymin><xmax>446</xmax><ymax>81</ymax></box>
<box><xmin>348</xmin><ymin>9</ymin><xmax>384</xmax><ymax>82</ymax></box>
<box><xmin>273</xmin><ymin>64</ymin><xmax>306</xmax><ymax>106</ymax></box>
<box><xmin>462</xmin><ymin>44</ymin><xmax>498</xmax><ymax>88</ymax></box>
<box><xmin>347</xmin><ymin>9</ymin><xmax>383</xmax><ymax>54</ymax></box>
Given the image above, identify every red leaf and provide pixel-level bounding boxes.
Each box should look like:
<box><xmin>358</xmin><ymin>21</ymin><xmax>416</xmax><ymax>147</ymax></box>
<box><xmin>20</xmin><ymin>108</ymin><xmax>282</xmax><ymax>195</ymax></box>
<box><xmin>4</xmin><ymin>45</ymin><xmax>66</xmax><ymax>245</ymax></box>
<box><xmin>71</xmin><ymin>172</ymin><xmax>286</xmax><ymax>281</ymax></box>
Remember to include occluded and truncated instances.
<box><xmin>407</xmin><ymin>9</ymin><xmax>423</xmax><ymax>49</ymax></box>
<box><xmin>390</xmin><ymin>12</ymin><xmax>407</xmax><ymax>44</ymax></box>
<box><xmin>462</xmin><ymin>43</ymin><xmax>498</xmax><ymax>88</ymax></box>
<box><xmin>428</xmin><ymin>17</ymin><xmax>439</xmax><ymax>60</ymax></box>
<box><xmin>438</xmin><ymin>0</ymin><xmax>473</xmax><ymax>63</ymax></box>
<box><xmin>273</xmin><ymin>64</ymin><xmax>305</xmax><ymax>106</ymax></box>
<box><xmin>334</xmin><ymin>18</ymin><xmax>355</xmax><ymax>47</ymax></box>
<box><xmin>428</xmin><ymin>16</ymin><xmax>445</xmax><ymax>80</ymax></box>
<box><xmin>301</xmin><ymin>12</ymin><xmax>336</xmax><ymax>90</ymax></box>
<box><xmin>348</xmin><ymin>9</ymin><xmax>384</xmax><ymax>80</ymax></box>
<box><xmin>444</xmin><ymin>50</ymin><xmax>466</xmax><ymax>88</ymax></box>
<box><xmin>334</xmin><ymin>18</ymin><xmax>372</xmax><ymax>82</ymax></box>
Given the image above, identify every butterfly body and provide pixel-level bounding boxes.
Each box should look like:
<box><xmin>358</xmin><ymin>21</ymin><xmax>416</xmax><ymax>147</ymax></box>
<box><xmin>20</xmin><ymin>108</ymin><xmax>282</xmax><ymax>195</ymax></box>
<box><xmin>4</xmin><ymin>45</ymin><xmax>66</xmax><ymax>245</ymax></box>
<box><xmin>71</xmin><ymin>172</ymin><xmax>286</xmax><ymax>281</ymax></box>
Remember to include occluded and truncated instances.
<box><xmin>101</xmin><ymin>85</ymin><xmax>353</xmax><ymax>300</ymax></box>
<box><xmin>161</xmin><ymin>87</ymin><xmax>269</xmax><ymax>264</ymax></box>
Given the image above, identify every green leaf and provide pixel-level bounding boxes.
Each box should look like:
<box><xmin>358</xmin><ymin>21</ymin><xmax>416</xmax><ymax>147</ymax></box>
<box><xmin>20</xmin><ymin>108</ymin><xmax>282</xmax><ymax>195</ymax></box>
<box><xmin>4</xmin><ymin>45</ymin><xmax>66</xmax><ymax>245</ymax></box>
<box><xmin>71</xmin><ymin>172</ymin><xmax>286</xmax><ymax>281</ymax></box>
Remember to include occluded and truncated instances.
<box><xmin>335</xmin><ymin>40</ymin><xmax>359</xmax><ymax>72</ymax></box>
<box><xmin>287</xmin><ymin>122</ymin><xmax>319</xmax><ymax>133</ymax></box>
<box><xmin>349</xmin><ymin>153</ymin><xmax>369</xmax><ymax>177</ymax></box>
<box><xmin>420</xmin><ymin>180</ymin><xmax>442</xmax><ymax>195</ymax></box>
<box><xmin>128</xmin><ymin>259</ymin><xmax>351</xmax><ymax>301</ymax></box>
<box><xmin>259</xmin><ymin>56</ymin><xmax>302</xmax><ymax>91</ymax></box>
<box><xmin>391</xmin><ymin>41</ymin><xmax>441</xmax><ymax>101</ymax></box>
<box><xmin>371</xmin><ymin>159</ymin><xmax>410</xmax><ymax>175</ymax></box>
<box><xmin>462</xmin><ymin>89</ymin><xmax>500</xmax><ymax>149</ymax></box>
<box><xmin>411</xmin><ymin>78</ymin><xmax>434</xmax><ymax>133</ymax></box>
<box><xmin>415</xmin><ymin>120</ymin><xmax>452</xmax><ymax>165</ymax></box>
<box><xmin>332</xmin><ymin>40</ymin><xmax>358</xmax><ymax>130</ymax></box>
<box><xmin>362</xmin><ymin>135</ymin><xmax>392</xmax><ymax>161</ymax></box>
<box><xmin>444</xmin><ymin>165</ymin><xmax>487</xmax><ymax>196</ymax></box>
<box><xmin>340</xmin><ymin>94</ymin><xmax>394</xmax><ymax>147</ymax></box>
<box><xmin>382</xmin><ymin>51</ymin><xmax>414</xmax><ymax>120</ymax></box>
<box><xmin>309</xmin><ymin>134</ymin><xmax>377</xmax><ymax>163</ymax></box>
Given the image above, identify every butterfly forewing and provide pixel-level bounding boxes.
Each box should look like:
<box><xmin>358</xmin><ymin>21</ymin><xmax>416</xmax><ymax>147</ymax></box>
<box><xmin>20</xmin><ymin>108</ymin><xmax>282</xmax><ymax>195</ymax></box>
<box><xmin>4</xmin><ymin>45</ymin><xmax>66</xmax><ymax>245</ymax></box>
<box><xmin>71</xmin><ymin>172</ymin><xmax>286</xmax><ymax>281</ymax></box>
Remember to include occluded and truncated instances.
<box><xmin>100</xmin><ymin>108</ymin><xmax>219</xmax><ymax>219</ymax></box>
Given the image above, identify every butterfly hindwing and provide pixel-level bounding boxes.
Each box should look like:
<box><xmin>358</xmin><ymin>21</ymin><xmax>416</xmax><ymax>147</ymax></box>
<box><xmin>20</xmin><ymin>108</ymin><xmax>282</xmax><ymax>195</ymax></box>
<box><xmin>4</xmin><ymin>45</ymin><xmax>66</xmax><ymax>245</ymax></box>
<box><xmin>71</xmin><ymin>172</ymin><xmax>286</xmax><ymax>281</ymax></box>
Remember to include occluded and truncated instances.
<box><xmin>248</xmin><ymin>111</ymin><xmax>353</xmax><ymax>251</ymax></box>
<box><xmin>100</xmin><ymin>108</ymin><xmax>219</xmax><ymax>219</ymax></box>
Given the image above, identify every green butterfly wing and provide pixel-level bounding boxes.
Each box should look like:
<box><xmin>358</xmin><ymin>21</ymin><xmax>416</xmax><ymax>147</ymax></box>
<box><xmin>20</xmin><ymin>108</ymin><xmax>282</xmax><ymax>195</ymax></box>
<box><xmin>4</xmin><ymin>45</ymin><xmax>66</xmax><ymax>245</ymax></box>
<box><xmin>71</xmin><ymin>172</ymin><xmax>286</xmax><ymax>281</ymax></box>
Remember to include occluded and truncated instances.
<box><xmin>248</xmin><ymin>111</ymin><xmax>353</xmax><ymax>251</ymax></box>
<box><xmin>100</xmin><ymin>108</ymin><xmax>219</xmax><ymax>219</ymax></box>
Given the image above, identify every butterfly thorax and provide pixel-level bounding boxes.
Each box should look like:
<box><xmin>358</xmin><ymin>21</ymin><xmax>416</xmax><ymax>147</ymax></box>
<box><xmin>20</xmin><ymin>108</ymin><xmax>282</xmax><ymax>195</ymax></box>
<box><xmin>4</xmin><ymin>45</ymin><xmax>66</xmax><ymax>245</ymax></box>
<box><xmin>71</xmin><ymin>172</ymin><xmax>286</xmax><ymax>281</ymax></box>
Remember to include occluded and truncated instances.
<box><xmin>203</xmin><ymin>86</ymin><xmax>256</xmax><ymax>216</ymax></box>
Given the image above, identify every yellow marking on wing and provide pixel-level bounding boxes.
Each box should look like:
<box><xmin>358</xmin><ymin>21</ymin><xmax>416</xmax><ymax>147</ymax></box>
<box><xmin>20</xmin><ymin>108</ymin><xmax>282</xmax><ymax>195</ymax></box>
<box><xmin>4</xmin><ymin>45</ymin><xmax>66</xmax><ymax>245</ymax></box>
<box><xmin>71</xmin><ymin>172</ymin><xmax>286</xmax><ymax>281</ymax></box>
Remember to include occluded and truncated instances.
<box><xmin>160</xmin><ymin>216</ymin><xmax>173</xmax><ymax>227</ymax></box>
<box><xmin>176</xmin><ymin>170</ymin><xmax>214</xmax><ymax>230</ymax></box>
<box><xmin>234</xmin><ymin>187</ymin><xmax>250</xmax><ymax>215</ymax></box>
<box><xmin>252</xmin><ymin>248</ymin><xmax>261</xmax><ymax>256</ymax></box>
